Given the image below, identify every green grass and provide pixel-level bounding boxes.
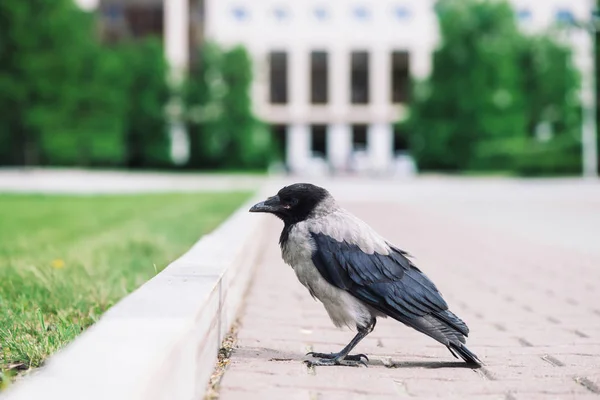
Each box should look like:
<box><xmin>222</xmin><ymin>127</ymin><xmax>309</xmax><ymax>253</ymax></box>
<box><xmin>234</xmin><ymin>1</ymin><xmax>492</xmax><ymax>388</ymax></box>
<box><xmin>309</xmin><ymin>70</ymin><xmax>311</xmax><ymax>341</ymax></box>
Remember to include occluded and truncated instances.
<box><xmin>0</xmin><ymin>192</ymin><xmax>250</xmax><ymax>386</ymax></box>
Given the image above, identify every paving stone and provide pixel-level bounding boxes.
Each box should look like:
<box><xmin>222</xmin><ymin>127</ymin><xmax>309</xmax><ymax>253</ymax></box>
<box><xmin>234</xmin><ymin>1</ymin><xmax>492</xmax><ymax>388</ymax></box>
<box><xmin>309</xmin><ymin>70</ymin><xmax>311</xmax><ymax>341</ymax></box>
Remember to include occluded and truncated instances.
<box><xmin>219</xmin><ymin>181</ymin><xmax>600</xmax><ymax>399</ymax></box>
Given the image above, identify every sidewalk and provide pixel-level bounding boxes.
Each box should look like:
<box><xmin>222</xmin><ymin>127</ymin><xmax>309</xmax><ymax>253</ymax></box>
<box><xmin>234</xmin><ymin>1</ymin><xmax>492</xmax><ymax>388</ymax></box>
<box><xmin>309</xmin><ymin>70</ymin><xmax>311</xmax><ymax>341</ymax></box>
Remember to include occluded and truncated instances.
<box><xmin>0</xmin><ymin>168</ymin><xmax>264</xmax><ymax>194</ymax></box>
<box><xmin>218</xmin><ymin>181</ymin><xmax>600</xmax><ymax>399</ymax></box>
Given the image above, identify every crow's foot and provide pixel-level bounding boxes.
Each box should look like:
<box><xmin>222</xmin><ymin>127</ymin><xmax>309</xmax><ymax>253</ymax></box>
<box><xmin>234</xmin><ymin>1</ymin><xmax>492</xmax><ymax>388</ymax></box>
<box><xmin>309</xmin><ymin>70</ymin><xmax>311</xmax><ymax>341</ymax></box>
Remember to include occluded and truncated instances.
<box><xmin>306</xmin><ymin>352</ymin><xmax>368</xmax><ymax>362</ymax></box>
<box><xmin>303</xmin><ymin>357</ymin><xmax>367</xmax><ymax>367</ymax></box>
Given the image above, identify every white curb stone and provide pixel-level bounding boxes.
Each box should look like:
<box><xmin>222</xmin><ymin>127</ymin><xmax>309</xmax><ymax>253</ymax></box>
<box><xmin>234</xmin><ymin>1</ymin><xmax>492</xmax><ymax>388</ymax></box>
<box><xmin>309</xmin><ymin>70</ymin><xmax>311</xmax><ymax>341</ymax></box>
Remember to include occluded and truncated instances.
<box><xmin>1</xmin><ymin>193</ymin><xmax>270</xmax><ymax>400</ymax></box>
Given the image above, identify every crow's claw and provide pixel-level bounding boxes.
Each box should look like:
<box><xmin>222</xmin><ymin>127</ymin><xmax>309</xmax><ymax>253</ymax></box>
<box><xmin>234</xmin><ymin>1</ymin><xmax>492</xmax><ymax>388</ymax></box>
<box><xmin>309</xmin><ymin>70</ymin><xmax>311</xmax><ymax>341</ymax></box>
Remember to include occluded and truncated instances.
<box><xmin>347</xmin><ymin>353</ymin><xmax>369</xmax><ymax>362</ymax></box>
<box><xmin>305</xmin><ymin>352</ymin><xmax>369</xmax><ymax>364</ymax></box>
<box><xmin>305</xmin><ymin>351</ymin><xmax>334</xmax><ymax>359</ymax></box>
<box><xmin>303</xmin><ymin>358</ymin><xmax>368</xmax><ymax>368</ymax></box>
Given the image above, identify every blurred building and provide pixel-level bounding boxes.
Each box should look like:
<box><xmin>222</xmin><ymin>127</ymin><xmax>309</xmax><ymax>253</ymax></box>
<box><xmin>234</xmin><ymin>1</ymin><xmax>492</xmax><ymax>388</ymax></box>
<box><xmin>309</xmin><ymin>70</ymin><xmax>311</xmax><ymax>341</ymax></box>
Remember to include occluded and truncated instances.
<box><xmin>75</xmin><ymin>0</ymin><xmax>595</xmax><ymax>175</ymax></box>
<box><xmin>79</xmin><ymin>0</ymin><xmax>204</xmax><ymax>164</ymax></box>
<box><xmin>205</xmin><ymin>0</ymin><xmax>594</xmax><ymax>175</ymax></box>
<box><xmin>207</xmin><ymin>1</ymin><xmax>431</xmax><ymax>175</ymax></box>
<box><xmin>76</xmin><ymin>0</ymin><xmax>204</xmax><ymax>76</ymax></box>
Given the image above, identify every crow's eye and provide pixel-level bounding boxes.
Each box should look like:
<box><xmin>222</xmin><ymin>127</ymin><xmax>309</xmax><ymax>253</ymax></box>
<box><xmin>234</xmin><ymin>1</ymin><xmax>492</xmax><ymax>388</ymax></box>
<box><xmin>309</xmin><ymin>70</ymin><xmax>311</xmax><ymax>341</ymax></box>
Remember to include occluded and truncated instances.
<box><xmin>281</xmin><ymin>197</ymin><xmax>297</xmax><ymax>209</ymax></box>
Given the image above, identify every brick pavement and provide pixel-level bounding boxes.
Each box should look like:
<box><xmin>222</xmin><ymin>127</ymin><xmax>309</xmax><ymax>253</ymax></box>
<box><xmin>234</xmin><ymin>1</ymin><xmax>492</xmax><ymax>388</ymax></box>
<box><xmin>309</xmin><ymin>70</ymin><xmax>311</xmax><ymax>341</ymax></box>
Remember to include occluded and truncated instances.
<box><xmin>218</xmin><ymin>181</ymin><xmax>600</xmax><ymax>399</ymax></box>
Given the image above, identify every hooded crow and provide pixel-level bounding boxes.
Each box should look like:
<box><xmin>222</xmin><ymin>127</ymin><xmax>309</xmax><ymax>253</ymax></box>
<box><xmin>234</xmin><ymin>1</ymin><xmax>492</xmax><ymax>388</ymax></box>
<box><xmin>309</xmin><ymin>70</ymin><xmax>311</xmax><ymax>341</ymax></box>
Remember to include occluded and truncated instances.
<box><xmin>250</xmin><ymin>183</ymin><xmax>481</xmax><ymax>368</ymax></box>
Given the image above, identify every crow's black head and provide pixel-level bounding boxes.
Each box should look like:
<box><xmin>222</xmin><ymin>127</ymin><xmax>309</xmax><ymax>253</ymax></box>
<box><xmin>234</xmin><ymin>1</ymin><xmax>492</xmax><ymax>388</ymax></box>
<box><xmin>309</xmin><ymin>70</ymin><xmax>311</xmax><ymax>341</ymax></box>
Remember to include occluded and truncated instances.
<box><xmin>249</xmin><ymin>183</ymin><xmax>330</xmax><ymax>224</ymax></box>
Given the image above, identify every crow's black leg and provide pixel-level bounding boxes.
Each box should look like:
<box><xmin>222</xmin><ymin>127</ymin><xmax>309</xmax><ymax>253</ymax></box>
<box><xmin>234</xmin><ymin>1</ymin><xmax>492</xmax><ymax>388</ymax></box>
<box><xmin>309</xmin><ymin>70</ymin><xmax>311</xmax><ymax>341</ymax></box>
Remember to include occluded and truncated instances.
<box><xmin>305</xmin><ymin>318</ymin><xmax>376</xmax><ymax>367</ymax></box>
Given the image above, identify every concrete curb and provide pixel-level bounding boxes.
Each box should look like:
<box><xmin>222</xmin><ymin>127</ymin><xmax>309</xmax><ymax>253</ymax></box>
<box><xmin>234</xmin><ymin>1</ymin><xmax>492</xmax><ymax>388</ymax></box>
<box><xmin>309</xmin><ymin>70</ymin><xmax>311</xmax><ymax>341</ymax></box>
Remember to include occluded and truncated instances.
<box><xmin>2</xmin><ymin>192</ymin><xmax>270</xmax><ymax>400</ymax></box>
<box><xmin>0</xmin><ymin>168</ymin><xmax>266</xmax><ymax>194</ymax></box>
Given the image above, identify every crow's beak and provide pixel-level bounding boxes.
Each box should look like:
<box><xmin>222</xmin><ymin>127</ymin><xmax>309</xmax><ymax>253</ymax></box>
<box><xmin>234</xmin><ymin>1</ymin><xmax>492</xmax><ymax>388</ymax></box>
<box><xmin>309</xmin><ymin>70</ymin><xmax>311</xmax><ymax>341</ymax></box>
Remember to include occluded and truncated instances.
<box><xmin>249</xmin><ymin>195</ymin><xmax>282</xmax><ymax>213</ymax></box>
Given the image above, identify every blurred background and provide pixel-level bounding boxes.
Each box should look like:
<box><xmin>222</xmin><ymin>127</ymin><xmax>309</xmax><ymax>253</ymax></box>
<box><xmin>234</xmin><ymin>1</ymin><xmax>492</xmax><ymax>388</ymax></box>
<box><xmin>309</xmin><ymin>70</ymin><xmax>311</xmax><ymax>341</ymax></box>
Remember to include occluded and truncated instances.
<box><xmin>0</xmin><ymin>0</ymin><xmax>599</xmax><ymax>178</ymax></box>
<box><xmin>2</xmin><ymin>1</ymin><xmax>600</xmax><ymax>391</ymax></box>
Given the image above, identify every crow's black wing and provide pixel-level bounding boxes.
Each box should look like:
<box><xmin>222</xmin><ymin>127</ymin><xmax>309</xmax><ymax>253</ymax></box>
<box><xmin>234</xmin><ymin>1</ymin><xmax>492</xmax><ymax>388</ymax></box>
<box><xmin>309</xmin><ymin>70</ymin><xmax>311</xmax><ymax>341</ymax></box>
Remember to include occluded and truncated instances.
<box><xmin>310</xmin><ymin>232</ymin><xmax>469</xmax><ymax>338</ymax></box>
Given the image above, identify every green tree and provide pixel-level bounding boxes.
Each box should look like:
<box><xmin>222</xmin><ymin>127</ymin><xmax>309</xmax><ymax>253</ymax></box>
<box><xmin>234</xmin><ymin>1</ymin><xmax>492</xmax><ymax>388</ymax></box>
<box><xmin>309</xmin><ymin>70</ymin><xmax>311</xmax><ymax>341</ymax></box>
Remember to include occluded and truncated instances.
<box><xmin>0</xmin><ymin>0</ymin><xmax>128</xmax><ymax>166</ymax></box>
<box><xmin>0</xmin><ymin>0</ymin><xmax>82</xmax><ymax>165</ymax></box>
<box><xmin>185</xmin><ymin>43</ymin><xmax>226</xmax><ymax>168</ymax></box>
<box><xmin>406</xmin><ymin>0</ymin><xmax>526</xmax><ymax>171</ymax></box>
<box><xmin>474</xmin><ymin>33</ymin><xmax>582</xmax><ymax>175</ymax></box>
<box><xmin>405</xmin><ymin>0</ymin><xmax>582</xmax><ymax>175</ymax></box>
<box><xmin>41</xmin><ymin>43</ymin><xmax>129</xmax><ymax>166</ymax></box>
<box><xmin>220</xmin><ymin>46</ymin><xmax>275</xmax><ymax>169</ymax></box>
<box><xmin>519</xmin><ymin>35</ymin><xmax>580</xmax><ymax>138</ymax></box>
<box><xmin>185</xmin><ymin>43</ymin><xmax>275</xmax><ymax>169</ymax></box>
<box><xmin>596</xmin><ymin>0</ymin><xmax>600</xmax><ymax>173</ymax></box>
<box><xmin>118</xmin><ymin>38</ymin><xmax>171</xmax><ymax>168</ymax></box>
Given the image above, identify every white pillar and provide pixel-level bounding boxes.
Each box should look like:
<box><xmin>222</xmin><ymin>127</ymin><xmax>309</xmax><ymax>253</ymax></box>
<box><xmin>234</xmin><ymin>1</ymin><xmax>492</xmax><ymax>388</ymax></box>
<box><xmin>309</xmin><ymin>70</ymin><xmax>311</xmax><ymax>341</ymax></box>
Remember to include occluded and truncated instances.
<box><xmin>581</xmin><ymin>27</ymin><xmax>598</xmax><ymax>178</ymax></box>
<box><xmin>289</xmin><ymin>47</ymin><xmax>309</xmax><ymax>119</ymax></box>
<box><xmin>287</xmin><ymin>124</ymin><xmax>311</xmax><ymax>173</ymax></box>
<box><xmin>249</xmin><ymin>46</ymin><xmax>267</xmax><ymax>117</ymax></box>
<box><xmin>329</xmin><ymin>48</ymin><xmax>351</xmax><ymax>172</ymax></box>
<box><xmin>369</xmin><ymin>47</ymin><xmax>393</xmax><ymax>174</ymax></box>
<box><xmin>165</xmin><ymin>0</ymin><xmax>189</xmax><ymax>83</ymax></box>
<box><xmin>75</xmin><ymin>0</ymin><xmax>98</xmax><ymax>11</ymax></box>
<box><xmin>411</xmin><ymin>49</ymin><xmax>433</xmax><ymax>80</ymax></box>
<box><xmin>331</xmin><ymin>48</ymin><xmax>349</xmax><ymax>119</ymax></box>
<box><xmin>286</xmin><ymin>47</ymin><xmax>309</xmax><ymax>174</ymax></box>
<box><xmin>371</xmin><ymin>47</ymin><xmax>390</xmax><ymax>120</ymax></box>
<box><xmin>327</xmin><ymin>124</ymin><xmax>352</xmax><ymax>172</ymax></box>
<box><xmin>368</xmin><ymin>123</ymin><xmax>393</xmax><ymax>174</ymax></box>
<box><xmin>165</xmin><ymin>0</ymin><xmax>190</xmax><ymax>165</ymax></box>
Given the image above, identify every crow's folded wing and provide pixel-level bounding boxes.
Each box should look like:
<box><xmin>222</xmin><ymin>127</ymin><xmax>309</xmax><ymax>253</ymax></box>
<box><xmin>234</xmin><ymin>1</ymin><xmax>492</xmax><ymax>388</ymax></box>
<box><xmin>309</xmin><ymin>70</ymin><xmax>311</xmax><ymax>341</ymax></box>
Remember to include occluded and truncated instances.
<box><xmin>310</xmin><ymin>231</ymin><xmax>468</xmax><ymax>336</ymax></box>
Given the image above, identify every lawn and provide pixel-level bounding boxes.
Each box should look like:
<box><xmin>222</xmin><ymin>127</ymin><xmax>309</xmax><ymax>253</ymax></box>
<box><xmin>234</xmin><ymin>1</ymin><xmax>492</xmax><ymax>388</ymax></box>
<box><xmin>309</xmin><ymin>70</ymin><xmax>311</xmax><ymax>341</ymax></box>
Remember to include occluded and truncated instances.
<box><xmin>0</xmin><ymin>192</ymin><xmax>250</xmax><ymax>386</ymax></box>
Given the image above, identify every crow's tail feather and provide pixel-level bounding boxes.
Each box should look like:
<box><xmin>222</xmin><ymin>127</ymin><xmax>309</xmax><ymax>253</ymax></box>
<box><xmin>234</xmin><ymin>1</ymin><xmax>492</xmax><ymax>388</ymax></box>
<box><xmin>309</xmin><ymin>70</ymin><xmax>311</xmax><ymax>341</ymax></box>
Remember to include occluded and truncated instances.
<box><xmin>435</xmin><ymin>309</ymin><xmax>469</xmax><ymax>337</ymax></box>
<box><xmin>448</xmin><ymin>342</ymin><xmax>482</xmax><ymax>367</ymax></box>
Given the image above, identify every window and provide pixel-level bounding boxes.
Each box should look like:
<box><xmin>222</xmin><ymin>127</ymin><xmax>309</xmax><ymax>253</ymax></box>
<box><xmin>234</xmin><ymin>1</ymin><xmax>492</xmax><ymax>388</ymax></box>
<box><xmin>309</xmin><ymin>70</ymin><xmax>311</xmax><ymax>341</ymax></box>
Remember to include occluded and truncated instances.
<box><xmin>391</xmin><ymin>51</ymin><xmax>410</xmax><ymax>103</ymax></box>
<box><xmin>269</xmin><ymin>51</ymin><xmax>288</xmax><ymax>104</ymax></box>
<box><xmin>232</xmin><ymin>6</ymin><xmax>248</xmax><ymax>21</ymax></box>
<box><xmin>311</xmin><ymin>51</ymin><xmax>329</xmax><ymax>104</ymax></box>
<box><xmin>103</xmin><ymin>4</ymin><xmax>123</xmax><ymax>24</ymax></box>
<box><xmin>311</xmin><ymin>125</ymin><xmax>328</xmax><ymax>156</ymax></box>
<box><xmin>270</xmin><ymin>125</ymin><xmax>287</xmax><ymax>161</ymax></box>
<box><xmin>195</xmin><ymin>0</ymin><xmax>205</xmax><ymax>20</ymax></box>
<box><xmin>393</xmin><ymin>125</ymin><xmax>409</xmax><ymax>152</ymax></box>
<box><xmin>555</xmin><ymin>9</ymin><xmax>574</xmax><ymax>24</ymax></box>
<box><xmin>273</xmin><ymin>6</ymin><xmax>289</xmax><ymax>21</ymax></box>
<box><xmin>352</xmin><ymin>125</ymin><xmax>368</xmax><ymax>150</ymax></box>
<box><xmin>394</xmin><ymin>6</ymin><xmax>411</xmax><ymax>20</ymax></box>
<box><xmin>517</xmin><ymin>9</ymin><xmax>532</xmax><ymax>21</ymax></box>
<box><xmin>123</xmin><ymin>5</ymin><xmax>163</xmax><ymax>37</ymax></box>
<box><xmin>351</xmin><ymin>51</ymin><xmax>369</xmax><ymax>104</ymax></box>
<box><xmin>314</xmin><ymin>6</ymin><xmax>329</xmax><ymax>21</ymax></box>
<box><xmin>353</xmin><ymin>6</ymin><xmax>370</xmax><ymax>21</ymax></box>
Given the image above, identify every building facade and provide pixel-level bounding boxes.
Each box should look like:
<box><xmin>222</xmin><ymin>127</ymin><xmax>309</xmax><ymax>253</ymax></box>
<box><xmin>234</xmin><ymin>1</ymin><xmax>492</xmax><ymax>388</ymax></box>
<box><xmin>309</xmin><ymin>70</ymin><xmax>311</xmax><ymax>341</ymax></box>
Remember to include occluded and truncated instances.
<box><xmin>205</xmin><ymin>0</ymin><xmax>595</xmax><ymax>175</ymax></box>
<box><xmin>206</xmin><ymin>0</ymin><xmax>437</xmax><ymax>175</ymax></box>
<box><xmin>76</xmin><ymin>0</ymin><xmax>596</xmax><ymax>175</ymax></box>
